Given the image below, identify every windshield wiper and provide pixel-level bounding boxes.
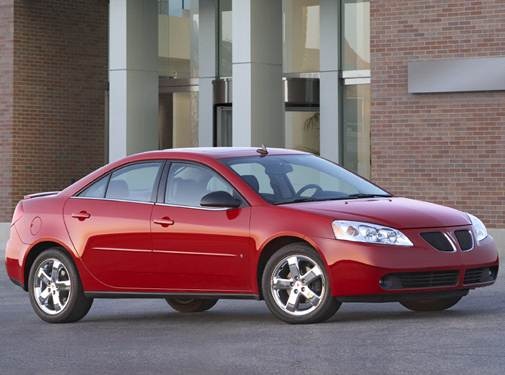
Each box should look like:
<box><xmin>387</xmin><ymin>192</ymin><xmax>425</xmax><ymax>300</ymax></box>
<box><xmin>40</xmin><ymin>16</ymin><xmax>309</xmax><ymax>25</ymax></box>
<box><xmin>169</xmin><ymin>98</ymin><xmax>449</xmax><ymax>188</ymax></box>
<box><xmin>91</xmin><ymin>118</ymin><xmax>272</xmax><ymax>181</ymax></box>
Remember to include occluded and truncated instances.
<box><xmin>345</xmin><ymin>193</ymin><xmax>392</xmax><ymax>199</ymax></box>
<box><xmin>275</xmin><ymin>193</ymin><xmax>391</xmax><ymax>205</ymax></box>
<box><xmin>275</xmin><ymin>197</ymin><xmax>315</xmax><ymax>205</ymax></box>
<box><xmin>275</xmin><ymin>196</ymin><xmax>350</xmax><ymax>205</ymax></box>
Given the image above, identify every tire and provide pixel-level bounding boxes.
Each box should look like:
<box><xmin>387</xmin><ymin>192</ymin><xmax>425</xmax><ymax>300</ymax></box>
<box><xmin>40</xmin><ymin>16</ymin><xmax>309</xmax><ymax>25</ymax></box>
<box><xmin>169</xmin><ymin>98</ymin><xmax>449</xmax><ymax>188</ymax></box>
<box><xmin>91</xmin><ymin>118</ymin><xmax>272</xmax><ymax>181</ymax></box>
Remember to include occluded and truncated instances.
<box><xmin>165</xmin><ymin>297</ymin><xmax>218</xmax><ymax>313</ymax></box>
<box><xmin>400</xmin><ymin>297</ymin><xmax>462</xmax><ymax>312</ymax></box>
<box><xmin>28</xmin><ymin>248</ymin><xmax>93</xmax><ymax>323</ymax></box>
<box><xmin>261</xmin><ymin>243</ymin><xmax>340</xmax><ymax>324</ymax></box>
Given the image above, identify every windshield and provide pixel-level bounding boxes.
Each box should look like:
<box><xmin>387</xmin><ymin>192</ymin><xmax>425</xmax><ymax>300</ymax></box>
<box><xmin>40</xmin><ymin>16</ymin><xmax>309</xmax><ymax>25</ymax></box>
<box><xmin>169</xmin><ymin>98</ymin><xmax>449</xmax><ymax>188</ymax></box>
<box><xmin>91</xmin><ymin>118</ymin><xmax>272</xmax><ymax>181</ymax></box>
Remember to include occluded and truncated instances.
<box><xmin>222</xmin><ymin>154</ymin><xmax>391</xmax><ymax>205</ymax></box>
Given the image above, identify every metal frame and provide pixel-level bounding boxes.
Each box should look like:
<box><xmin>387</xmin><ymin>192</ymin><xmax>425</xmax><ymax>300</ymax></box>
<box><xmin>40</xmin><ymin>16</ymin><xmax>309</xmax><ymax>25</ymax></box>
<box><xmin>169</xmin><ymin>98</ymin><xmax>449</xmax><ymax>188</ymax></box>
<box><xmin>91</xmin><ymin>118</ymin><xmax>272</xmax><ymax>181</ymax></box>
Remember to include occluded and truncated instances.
<box><xmin>159</xmin><ymin>77</ymin><xmax>199</xmax><ymax>93</ymax></box>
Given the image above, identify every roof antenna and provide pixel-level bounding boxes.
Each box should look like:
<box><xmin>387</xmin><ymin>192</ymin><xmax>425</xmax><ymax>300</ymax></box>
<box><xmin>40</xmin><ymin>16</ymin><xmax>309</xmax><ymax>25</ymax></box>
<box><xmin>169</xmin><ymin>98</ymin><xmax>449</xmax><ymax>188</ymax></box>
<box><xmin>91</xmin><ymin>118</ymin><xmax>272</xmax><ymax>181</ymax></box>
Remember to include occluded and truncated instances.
<box><xmin>256</xmin><ymin>144</ymin><xmax>268</xmax><ymax>156</ymax></box>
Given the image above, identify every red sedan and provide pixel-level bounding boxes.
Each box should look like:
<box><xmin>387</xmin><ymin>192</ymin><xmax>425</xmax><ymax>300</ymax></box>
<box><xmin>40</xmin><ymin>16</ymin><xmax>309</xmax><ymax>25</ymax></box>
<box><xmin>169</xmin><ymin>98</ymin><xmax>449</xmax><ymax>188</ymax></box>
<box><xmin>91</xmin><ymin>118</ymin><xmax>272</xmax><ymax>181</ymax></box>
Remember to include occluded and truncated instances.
<box><xmin>5</xmin><ymin>147</ymin><xmax>499</xmax><ymax>324</ymax></box>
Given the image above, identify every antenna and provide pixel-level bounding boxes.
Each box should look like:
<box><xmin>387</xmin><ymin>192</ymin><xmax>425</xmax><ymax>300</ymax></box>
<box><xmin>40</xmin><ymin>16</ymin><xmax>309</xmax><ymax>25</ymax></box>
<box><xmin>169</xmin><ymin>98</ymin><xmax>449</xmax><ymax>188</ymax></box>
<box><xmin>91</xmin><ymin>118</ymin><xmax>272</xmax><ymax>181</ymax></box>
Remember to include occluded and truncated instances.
<box><xmin>256</xmin><ymin>144</ymin><xmax>268</xmax><ymax>156</ymax></box>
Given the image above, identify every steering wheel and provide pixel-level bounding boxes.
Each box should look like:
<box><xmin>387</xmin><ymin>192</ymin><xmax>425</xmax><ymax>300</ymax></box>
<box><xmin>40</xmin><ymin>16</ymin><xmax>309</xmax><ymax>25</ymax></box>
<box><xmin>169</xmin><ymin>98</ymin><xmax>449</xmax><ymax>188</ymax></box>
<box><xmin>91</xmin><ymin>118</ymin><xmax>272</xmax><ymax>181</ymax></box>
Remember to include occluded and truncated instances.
<box><xmin>296</xmin><ymin>184</ymin><xmax>323</xmax><ymax>198</ymax></box>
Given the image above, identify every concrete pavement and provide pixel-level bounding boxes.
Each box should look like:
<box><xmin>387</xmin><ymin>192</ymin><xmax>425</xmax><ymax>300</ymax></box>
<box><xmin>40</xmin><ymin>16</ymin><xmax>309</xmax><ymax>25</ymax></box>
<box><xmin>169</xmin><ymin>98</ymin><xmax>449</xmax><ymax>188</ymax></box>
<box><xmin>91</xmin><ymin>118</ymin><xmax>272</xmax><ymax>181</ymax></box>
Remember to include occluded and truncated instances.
<box><xmin>0</xmin><ymin>264</ymin><xmax>504</xmax><ymax>375</ymax></box>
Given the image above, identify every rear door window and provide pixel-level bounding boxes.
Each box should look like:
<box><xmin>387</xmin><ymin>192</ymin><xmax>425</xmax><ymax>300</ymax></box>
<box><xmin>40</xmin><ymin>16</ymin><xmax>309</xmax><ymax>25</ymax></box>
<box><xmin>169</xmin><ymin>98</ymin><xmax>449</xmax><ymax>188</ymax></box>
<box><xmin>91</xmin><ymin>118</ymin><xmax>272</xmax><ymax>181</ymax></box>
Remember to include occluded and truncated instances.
<box><xmin>78</xmin><ymin>175</ymin><xmax>110</xmax><ymax>198</ymax></box>
<box><xmin>105</xmin><ymin>162</ymin><xmax>162</xmax><ymax>202</ymax></box>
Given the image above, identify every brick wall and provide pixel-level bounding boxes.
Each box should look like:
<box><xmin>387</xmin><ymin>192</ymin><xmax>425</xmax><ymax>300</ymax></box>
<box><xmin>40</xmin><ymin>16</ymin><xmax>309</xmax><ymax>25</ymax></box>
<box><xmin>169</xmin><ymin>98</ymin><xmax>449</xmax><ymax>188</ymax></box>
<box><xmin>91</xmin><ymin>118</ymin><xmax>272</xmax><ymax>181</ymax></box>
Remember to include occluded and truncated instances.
<box><xmin>371</xmin><ymin>0</ymin><xmax>505</xmax><ymax>228</ymax></box>
<box><xmin>0</xmin><ymin>0</ymin><xmax>108</xmax><ymax>221</ymax></box>
<box><xmin>0</xmin><ymin>0</ymin><xmax>14</xmax><ymax>223</ymax></box>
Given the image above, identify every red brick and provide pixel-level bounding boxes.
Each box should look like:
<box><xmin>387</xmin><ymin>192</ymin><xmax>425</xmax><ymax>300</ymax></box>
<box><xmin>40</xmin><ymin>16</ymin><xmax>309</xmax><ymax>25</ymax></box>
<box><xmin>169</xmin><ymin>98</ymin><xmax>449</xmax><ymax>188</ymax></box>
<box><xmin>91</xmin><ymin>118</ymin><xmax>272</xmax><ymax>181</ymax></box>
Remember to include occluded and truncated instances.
<box><xmin>371</xmin><ymin>0</ymin><xmax>505</xmax><ymax>228</ymax></box>
<box><xmin>0</xmin><ymin>0</ymin><xmax>107</xmax><ymax>221</ymax></box>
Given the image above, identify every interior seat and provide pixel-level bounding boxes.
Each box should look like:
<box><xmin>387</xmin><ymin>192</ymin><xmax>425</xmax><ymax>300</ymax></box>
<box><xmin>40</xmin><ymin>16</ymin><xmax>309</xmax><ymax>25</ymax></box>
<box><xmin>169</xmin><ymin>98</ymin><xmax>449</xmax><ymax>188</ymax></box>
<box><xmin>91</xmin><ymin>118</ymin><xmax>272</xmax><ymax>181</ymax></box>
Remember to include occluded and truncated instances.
<box><xmin>241</xmin><ymin>175</ymin><xmax>260</xmax><ymax>192</ymax></box>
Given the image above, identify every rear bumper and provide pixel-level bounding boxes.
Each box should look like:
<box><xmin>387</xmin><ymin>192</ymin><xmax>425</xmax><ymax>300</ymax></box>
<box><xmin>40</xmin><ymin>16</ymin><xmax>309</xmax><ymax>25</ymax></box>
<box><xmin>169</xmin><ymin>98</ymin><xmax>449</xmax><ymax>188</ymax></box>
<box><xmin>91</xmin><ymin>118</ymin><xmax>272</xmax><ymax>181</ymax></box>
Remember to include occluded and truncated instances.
<box><xmin>315</xmin><ymin>232</ymin><xmax>499</xmax><ymax>297</ymax></box>
<box><xmin>4</xmin><ymin>225</ymin><xmax>27</xmax><ymax>289</ymax></box>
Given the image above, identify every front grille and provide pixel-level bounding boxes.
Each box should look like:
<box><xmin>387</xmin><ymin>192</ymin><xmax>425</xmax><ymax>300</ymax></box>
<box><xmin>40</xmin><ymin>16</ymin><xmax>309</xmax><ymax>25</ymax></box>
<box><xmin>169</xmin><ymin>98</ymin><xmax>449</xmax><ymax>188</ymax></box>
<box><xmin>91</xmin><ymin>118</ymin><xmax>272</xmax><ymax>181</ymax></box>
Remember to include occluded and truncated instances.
<box><xmin>381</xmin><ymin>270</ymin><xmax>459</xmax><ymax>290</ymax></box>
<box><xmin>421</xmin><ymin>232</ymin><xmax>454</xmax><ymax>252</ymax></box>
<box><xmin>464</xmin><ymin>267</ymin><xmax>498</xmax><ymax>285</ymax></box>
<box><xmin>454</xmin><ymin>230</ymin><xmax>473</xmax><ymax>251</ymax></box>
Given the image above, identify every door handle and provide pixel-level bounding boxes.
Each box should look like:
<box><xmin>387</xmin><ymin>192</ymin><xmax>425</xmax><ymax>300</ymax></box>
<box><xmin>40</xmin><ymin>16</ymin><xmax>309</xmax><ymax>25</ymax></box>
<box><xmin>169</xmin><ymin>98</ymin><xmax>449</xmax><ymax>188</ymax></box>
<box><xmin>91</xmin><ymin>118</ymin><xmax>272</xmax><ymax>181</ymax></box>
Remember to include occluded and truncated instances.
<box><xmin>71</xmin><ymin>211</ymin><xmax>91</xmax><ymax>221</ymax></box>
<box><xmin>153</xmin><ymin>217</ymin><xmax>175</xmax><ymax>227</ymax></box>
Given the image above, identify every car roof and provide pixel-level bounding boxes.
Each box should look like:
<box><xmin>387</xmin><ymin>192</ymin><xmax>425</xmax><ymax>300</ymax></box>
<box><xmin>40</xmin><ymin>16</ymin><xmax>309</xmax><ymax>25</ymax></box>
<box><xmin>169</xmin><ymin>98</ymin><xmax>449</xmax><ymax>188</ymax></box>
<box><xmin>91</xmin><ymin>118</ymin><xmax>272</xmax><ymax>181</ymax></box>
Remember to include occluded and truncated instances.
<box><xmin>132</xmin><ymin>147</ymin><xmax>309</xmax><ymax>160</ymax></box>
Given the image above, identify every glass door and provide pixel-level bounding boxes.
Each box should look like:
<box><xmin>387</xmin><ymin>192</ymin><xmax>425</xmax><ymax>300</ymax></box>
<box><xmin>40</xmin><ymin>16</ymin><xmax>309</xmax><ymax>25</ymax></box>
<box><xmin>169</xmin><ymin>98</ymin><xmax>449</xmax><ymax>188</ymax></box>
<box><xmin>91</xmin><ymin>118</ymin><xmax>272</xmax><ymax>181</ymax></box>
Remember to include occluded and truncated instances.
<box><xmin>158</xmin><ymin>79</ymin><xmax>199</xmax><ymax>149</ymax></box>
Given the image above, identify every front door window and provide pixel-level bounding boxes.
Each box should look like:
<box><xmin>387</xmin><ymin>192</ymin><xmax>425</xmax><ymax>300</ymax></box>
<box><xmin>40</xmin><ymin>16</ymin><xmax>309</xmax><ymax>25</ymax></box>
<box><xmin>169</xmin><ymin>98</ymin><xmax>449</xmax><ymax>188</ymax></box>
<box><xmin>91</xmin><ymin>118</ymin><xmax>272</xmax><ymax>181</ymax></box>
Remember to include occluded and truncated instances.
<box><xmin>166</xmin><ymin>162</ymin><xmax>237</xmax><ymax>207</ymax></box>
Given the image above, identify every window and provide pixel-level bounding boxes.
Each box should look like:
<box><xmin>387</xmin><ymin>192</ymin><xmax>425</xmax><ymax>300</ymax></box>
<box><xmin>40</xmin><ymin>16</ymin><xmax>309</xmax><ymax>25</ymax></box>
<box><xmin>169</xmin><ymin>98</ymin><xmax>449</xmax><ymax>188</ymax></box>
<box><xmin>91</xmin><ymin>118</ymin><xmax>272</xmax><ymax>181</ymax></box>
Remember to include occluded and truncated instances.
<box><xmin>166</xmin><ymin>162</ymin><xmax>237</xmax><ymax>207</ymax></box>
<box><xmin>223</xmin><ymin>154</ymin><xmax>389</xmax><ymax>204</ymax></box>
<box><xmin>158</xmin><ymin>0</ymin><xmax>199</xmax><ymax>78</ymax></box>
<box><xmin>286</xmin><ymin>163</ymin><xmax>355</xmax><ymax>195</ymax></box>
<box><xmin>342</xmin><ymin>0</ymin><xmax>370</xmax><ymax>71</ymax></box>
<box><xmin>283</xmin><ymin>0</ymin><xmax>320</xmax><ymax>74</ymax></box>
<box><xmin>229</xmin><ymin>162</ymin><xmax>274</xmax><ymax>195</ymax></box>
<box><xmin>341</xmin><ymin>0</ymin><xmax>371</xmax><ymax>177</ymax></box>
<box><xmin>105</xmin><ymin>162</ymin><xmax>162</xmax><ymax>203</ymax></box>
<box><xmin>219</xmin><ymin>0</ymin><xmax>232</xmax><ymax>77</ymax></box>
<box><xmin>343</xmin><ymin>83</ymin><xmax>371</xmax><ymax>177</ymax></box>
<box><xmin>78</xmin><ymin>175</ymin><xmax>110</xmax><ymax>199</ymax></box>
<box><xmin>285</xmin><ymin>111</ymin><xmax>320</xmax><ymax>155</ymax></box>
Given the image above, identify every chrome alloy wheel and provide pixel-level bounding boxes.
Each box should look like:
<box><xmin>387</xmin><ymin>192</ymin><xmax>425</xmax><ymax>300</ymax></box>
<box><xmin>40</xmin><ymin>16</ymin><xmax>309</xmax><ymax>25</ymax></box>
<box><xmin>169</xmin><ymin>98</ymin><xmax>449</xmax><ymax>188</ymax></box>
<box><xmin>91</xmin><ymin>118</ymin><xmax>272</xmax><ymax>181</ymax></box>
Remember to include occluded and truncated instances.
<box><xmin>270</xmin><ymin>255</ymin><xmax>326</xmax><ymax>316</ymax></box>
<box><xmin>33</xmin><ymin>258</ymin><xmax>72</xmax><ymax>315</ymax></box>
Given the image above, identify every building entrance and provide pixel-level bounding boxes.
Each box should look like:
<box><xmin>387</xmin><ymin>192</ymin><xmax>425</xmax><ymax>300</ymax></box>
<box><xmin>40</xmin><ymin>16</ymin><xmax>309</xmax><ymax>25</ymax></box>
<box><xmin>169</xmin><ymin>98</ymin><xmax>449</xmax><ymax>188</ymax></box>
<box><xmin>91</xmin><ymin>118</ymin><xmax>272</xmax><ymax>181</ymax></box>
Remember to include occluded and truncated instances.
<box><xmin>158</xmin><ymin>78</ymin><xmax>199</xmax><ymax>149</ymax></box>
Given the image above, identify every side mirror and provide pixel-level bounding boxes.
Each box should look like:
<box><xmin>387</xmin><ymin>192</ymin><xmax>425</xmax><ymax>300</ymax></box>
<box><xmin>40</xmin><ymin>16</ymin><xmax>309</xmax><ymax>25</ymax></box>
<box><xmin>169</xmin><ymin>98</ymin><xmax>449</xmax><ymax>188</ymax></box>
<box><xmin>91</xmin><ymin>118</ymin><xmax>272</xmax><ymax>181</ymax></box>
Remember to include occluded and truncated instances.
<box><xmin>200</xmin><ymin>191</ymin><xmax>242</xmax><ymax>209</ymax></box>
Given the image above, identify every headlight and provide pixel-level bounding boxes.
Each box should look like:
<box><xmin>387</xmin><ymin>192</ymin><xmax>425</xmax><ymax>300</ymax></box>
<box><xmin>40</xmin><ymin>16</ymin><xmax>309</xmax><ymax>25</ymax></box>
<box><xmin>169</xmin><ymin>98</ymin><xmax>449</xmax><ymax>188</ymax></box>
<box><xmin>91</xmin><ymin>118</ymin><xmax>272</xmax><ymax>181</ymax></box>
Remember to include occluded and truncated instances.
<box><xmin>332</xmin><ymin>220</ymin><xmax>413</xmax><ymax>247</ymax></box>
<box><xmin>466</xmin><ymin>213</ymin><xmax>488</xmax><ymax>242</ymax></box>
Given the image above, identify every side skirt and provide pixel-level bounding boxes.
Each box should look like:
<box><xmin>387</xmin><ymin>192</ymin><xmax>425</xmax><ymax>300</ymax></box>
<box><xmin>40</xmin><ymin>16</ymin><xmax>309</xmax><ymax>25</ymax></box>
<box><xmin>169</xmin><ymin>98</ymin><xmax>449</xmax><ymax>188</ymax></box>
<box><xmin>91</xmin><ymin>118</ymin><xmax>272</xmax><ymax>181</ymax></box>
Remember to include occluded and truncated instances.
<box><xmin>85</xmin><ymin>291</ymin><xmax>260</xmax><ymax>300</ymax></box>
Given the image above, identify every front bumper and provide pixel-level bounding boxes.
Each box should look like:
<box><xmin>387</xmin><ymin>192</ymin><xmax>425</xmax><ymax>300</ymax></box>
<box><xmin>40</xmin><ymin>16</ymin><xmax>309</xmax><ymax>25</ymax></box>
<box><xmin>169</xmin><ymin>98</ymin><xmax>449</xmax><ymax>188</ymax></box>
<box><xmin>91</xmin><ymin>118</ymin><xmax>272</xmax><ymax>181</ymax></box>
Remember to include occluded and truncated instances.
<box><xmin>315</xmin><ymin>226</ymin><xmax>499</xmax><ymax>298</ymax></box>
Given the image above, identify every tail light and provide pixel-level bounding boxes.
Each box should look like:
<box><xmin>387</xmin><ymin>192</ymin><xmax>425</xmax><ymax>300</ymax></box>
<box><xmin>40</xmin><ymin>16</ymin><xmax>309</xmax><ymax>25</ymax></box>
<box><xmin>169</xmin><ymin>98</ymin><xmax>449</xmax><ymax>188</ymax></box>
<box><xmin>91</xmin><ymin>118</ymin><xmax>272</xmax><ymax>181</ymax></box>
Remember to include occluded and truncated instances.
<box><xmin>11</xmin><ymin>201</ymin><xmax>24</xmax><ymax>226</ymax></box>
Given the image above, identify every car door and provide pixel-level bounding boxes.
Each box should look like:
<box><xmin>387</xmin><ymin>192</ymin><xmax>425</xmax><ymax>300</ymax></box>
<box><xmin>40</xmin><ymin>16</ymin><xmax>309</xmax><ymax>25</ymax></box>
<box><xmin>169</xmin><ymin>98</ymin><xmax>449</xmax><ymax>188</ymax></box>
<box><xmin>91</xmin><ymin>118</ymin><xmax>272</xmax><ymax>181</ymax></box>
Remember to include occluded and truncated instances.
<box><xmin>63</xmin><ymin>161</ymin><xmax>163</xmax><ymax>289</ymax></box>
<box><xmin>150</xmin><ymin>161</ymin><xmax>253</xmax><ymax>292</ymax></box>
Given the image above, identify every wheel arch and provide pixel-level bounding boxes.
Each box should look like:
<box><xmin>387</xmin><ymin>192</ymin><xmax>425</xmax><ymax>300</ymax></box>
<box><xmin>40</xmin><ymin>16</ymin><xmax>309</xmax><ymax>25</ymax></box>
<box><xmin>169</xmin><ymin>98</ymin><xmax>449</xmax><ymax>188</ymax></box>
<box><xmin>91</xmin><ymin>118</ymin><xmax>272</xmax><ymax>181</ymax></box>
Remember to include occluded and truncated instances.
<box><xmin>256</xmin><ymin>235</ymin><xmax>327</xmax><ymax>299</ymax></box>
<box><xmin>23</xmin><ymin>240</ymin><xmax>79</xmax><ymax>291</ymax></box>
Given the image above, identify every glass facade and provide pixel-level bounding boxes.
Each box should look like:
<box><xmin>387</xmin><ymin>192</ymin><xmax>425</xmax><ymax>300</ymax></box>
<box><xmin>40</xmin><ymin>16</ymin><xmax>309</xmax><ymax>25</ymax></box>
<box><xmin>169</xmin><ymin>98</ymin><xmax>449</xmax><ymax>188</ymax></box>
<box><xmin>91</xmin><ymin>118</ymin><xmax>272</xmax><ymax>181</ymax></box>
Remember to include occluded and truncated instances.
<box><xmin>285</xmin><ymin>111</ymin><xmax>320</xmax><ymax>155</ymax></box>
<box><xmin>158</xmin><ymin>1</ymin><xmax>199</xmax><ymax>150</ymax></box>
<box><xmin>156</xmin><ymin>0</ymin><xmax>371</xmax><ymax>176</ymax></box>
<box><xmin>342</xmin><ymin>83</ymin><xmax>371</xmax><ymax>177</ymax></box>
<box><xmin>158</xmin><ymin>89</ymin><xmax>199</xmax><ymax>149</ymax></box>
<box><xmin>219</xmin><ymin>0</ymin><xmax>232</xmax><ymax>77</ymax></box>
<box><xmin>171</xmin><ymin>91</ymin><xmax>199</xmax><ymax>147</ymax></box>
<box><xmin>158</xmin><ymin>0</ymin><xmax>199</xmax><ymax>78</ymax></box>
<box><xmin>342</xmin><ymin>0</ymin><xmax>370</xmax><ymax>71</ymax></box>
<box><xmin>282</xmin><ymin>1</ymin><xmax>321</xmax><ymax>157</ymax></box>
<box><xmin>341</xmin><ymin>0</ymin><xmax>371</xmax><ymax>177</ymax></box>
<box><xmin>283</xmin><ymin>0</ymin><xmax>320</xmax><ymax>74</ymax></box>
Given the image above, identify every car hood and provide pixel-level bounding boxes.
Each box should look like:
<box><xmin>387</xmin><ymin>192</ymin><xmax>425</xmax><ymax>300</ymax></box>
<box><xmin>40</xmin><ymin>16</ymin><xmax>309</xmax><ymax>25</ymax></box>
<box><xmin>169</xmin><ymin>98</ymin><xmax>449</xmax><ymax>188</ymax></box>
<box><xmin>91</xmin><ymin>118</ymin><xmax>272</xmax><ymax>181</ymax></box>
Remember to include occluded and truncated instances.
<box><xmin>285</xmin><ymin>197</ymin><xmax>470</xmax><ymax>229</ymax></box>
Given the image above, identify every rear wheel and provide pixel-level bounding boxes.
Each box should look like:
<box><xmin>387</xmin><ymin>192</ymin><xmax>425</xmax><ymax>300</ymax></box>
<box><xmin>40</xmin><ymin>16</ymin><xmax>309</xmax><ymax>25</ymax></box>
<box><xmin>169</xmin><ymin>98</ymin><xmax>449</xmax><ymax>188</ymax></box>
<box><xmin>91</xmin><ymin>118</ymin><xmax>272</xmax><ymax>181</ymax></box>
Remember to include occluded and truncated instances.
<box><xmin>400</xmin><ymin>297</ymin><xmax>462</xmax><ymax>312</ymax></box>
<box><xmin>165</xmin><ymin>297</ymin><xmax>218</xmax><ymax>313</ymax></box>
<box><xmin>262</xmin><ymin>243</ymin><xmax>340</xmax><ymax>324</ymax></box>
<box><xmin>28</xmin><ymin>248</ymin><xmax>93</xmax><ymax>323</ymax></box>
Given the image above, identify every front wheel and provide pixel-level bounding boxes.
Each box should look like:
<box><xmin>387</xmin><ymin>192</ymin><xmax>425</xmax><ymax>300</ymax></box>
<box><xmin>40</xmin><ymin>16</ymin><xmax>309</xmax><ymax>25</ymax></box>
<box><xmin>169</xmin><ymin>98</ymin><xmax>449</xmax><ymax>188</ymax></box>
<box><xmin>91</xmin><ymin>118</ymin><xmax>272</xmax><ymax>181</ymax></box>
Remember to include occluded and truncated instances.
<box><xmin>400</xmin><ymin>297</ymin><xmax>462</xmax><ymax>312</ymax></box>
<box><xmin>262</xmin><ymin>243</ymin><xmax>340</xmax><ymax>324</ymax></box>
<box><xmin>28</xmin><ymin>248</ymin><xmax>93</xmax><ymax>323</ymax></box>
<box><xmin>165</xmin><ymin>297</ymin><xmax>218</xmax><ymax>313</ymax></box>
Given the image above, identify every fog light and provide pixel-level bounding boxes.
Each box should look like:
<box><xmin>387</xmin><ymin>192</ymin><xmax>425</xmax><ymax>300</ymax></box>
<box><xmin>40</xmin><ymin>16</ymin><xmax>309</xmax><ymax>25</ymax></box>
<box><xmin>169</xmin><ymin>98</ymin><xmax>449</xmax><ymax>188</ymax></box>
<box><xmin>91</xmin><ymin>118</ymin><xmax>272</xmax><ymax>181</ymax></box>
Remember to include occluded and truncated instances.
<box><xmin>380</xmin><ymin>276</ymin><xmax>394</xmax><ymax>289</ymax></box>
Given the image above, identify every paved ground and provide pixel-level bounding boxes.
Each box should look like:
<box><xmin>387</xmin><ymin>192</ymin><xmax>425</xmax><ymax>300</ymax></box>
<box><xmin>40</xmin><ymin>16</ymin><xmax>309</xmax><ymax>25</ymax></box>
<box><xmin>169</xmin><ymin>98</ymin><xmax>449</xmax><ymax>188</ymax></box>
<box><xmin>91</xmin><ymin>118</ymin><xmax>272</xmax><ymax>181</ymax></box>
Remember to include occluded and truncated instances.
<box><xmin>0</xmin><ymin>268</ymin><xmax>504</xmax><ymax>375</ymax></box>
